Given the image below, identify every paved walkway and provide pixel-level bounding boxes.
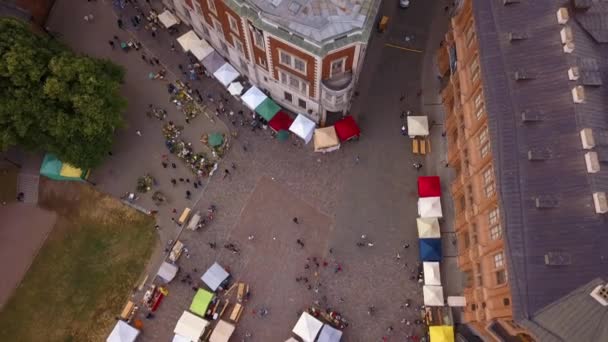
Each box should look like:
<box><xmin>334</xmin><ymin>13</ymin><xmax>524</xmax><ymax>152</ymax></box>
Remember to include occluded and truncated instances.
<box><xmin>46</xmin><ymin>0</ymin><xmax>452</xmax><ymax>340</ymax></box>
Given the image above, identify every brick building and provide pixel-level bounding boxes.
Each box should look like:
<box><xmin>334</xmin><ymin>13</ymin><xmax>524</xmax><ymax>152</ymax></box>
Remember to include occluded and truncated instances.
<box><xmin>163</xmin><ymin>0</ymin><xmax>380</xmax><ymax>124</ymax></box>
<box><xmin>438</xmin><ymin>0</ymin><xmax>608</xmax><ymax>341</ymax></box>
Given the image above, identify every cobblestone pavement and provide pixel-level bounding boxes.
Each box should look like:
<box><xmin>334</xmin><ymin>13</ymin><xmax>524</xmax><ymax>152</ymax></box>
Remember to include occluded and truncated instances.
<box><xmin>46</xmin><ymin>0</ymin><xmax>449</xmax><ymax>341</ymax></box>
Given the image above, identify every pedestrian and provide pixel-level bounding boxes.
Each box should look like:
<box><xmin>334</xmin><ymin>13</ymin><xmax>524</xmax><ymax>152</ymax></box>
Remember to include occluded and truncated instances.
<box><xmin>186</xmin><ymin>178</ymin><xmax>190</xmax><ymax>183</ymax></box>
<box><xmin>108</xmin><ymin>40</ymin><xmax>115</xmax><ymax>49</ymax></box>
<box><xmin>117</xmin><ymin>18</ymin><xmax>123</xmax><ymax>29</ymax></box>
<box><xmin>113</xmin><ymin>35</ymin><xmax>119</xmax><ymax>41</ymax></box>
<box><xmin>186</xmin><ymin>190</ymin><xmax>191</xmax><ymax>199</ymax></box>
<box><xmin>413</xmin><ymin>162</ymin><xmax>422</xmax><ymax>170</ymax></box>
<box><xmin>400</xmin><ymin>94</ymin><xmax>405</xmax><ymax>101</ymax></box>
<box><xmin>170</xmin><ymin>43</ymin><xmax>176</xmax><ymax>51</ymax></box>
<box><xmin>223</xmin><ymin>169</ymin><xmax>230</xmax><ymax>179</ymax></box>
<box><xmin>293</xmin><ymin>217</ymin><xmax>299</xmax><ymax>224</ymax></box>
<box><xmin>193</xmin><ymin>183</ymin><xmax>198</xmax><ymax>189</ymax></box>
<box><xmin>404</xmin><ymin>242</ymin><xmax>410</xmax><ymax>249</ymax></box>
<box><xmin>179</xmin><ymin>178</ymin><xmax>184</xmax><ymax>182</ymax></box>
<box><xmin>401</xmin><ymin>125</ymin><xmax>407</xmax><ymax>136</ymax></box>
<box><xmin>141</xmin><ymin>54</ymin><xmax>147</xmax><ymax>62</ymax></box>
<box><xmin>417</xmin><ymin>89</ymin><xmax>422</xmax><ymax>97</ymax></box>
<box><xmin>355</xmin><ymin>155</ymin><xmax>360</xmax><ymax>163</ymax></box>
<box><xmin>231</xmin><ymin>162</ymin><xmax>236</xmax><ymax>170</ymax></box>
<box><xmin>172</xmin><ymin>163</ymin><xmax>177</xmax><ymax>168</ymax></box>
<box><xmin>172</xmin><ymin>208</ymin><xmax>177</xmax><ymax>214</ymax></box>
<box><xmin>154</xmin><ymin>224</ymin><xmax>160</xmax><ymax>230</ymax></box>
<box><xmin>178</xmin><ymin>64</ymin><xmax>183</xmax><ymax>71</ymax></box>
<box><xmin>153</xmin><ymin>58</ymin><xmax>160</xmax><ymax>65</ymax></box>
<box><xmin>296</xmin><ymin>239</ymin><xmax>304</xmax><ymax>248</ymax></box>
<box><xmin>248</xmin><ymin>235</ymin><xmax>254</xmax><ymax>240</ymax></box>
<box><xmin>161</xmin><ymin>161</ymin><xmax>168</xmax><ymax>168</ymax></box>
<box><xmin>171</xmin><ymin>178</ymin><xmax>177</xmax><ymax>185</ymax></box>
<box><xmin>136</xmin><ymin>130</ymin><xmax>142</xmax><ymax>136</ymax></box>
<box><xmin>208</xmin><ymin>242</ymin><xmax>216</xmax><ymax>249</ymax></box>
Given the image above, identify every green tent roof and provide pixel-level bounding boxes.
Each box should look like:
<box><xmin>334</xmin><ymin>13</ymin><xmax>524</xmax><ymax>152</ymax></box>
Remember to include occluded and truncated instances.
<box><xmin>190</xmin><ymin>289</ymin><xmax>214</xmax><ymax>317</ymax></box>
<box><xmin>208</xmin><ymin>133</ymin><xmax>224</xmax><ymax>147</ymax></box>
<box><xmin>255</xmin><ymin>98</ymin><xmax>280</xmax><ymax>121</ymax></box>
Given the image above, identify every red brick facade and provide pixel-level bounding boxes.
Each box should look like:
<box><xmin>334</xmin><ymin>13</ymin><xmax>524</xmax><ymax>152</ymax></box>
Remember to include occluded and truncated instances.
<box><xmin>321</xmin><ymin>46</ymin><xmax>356</xmax><ymax>80</ymax></box>
<box><xmin>248</xmin><ymin>21</ymin><xmax>268</xmax><ymax>70</ymax></box>
<box><xmin>268</xmin><ymin>37</ymin><xmax>317</xmax><ymax>97</ymax></box>
<box><xmin>196</xmin><ymin>0</ymin><xmax>249</xmax><ymax>61</ymax></box>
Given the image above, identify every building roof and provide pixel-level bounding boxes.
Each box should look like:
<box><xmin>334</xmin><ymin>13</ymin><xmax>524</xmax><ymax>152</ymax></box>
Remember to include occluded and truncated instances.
<box><xmin>519</xmin><ymin>278</ymin><xmax>608</xmax><ymax>342</ymax></box>
<box><xmin>471</xmin><ymin>0</ymin><xmax>608</xmax><ymax>322</ymax></box>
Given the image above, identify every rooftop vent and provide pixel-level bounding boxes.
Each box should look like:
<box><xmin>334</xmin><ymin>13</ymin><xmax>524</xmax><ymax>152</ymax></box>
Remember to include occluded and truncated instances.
<box><xmin>572</xmin><ymin>85</ymin><xmax>585</xmax><ymax>103</ymax></box>
<box><xmin>528</xmin><ymin>149</ymin><xmax>551</xmax><ymax>161</ymax></box>
<box><xmin>508</xmin><ymin>32</ymin><xmax>528</xmax><ymax>41</ymax></box>
<box><xmin>269</xmin><ymin>0</ymin><xmax>283</xmax><ymax>7</ymax></box>
<box><xmin>593</xmin><ymin>192</ymin><xmax>608</xmax><ymax>213</ymax></box>
<box><xmin>564</xmin><ymin>41</ymin><xmax>575</xmax><ymax>53</ymax></box>
<box><xmin>585</xmin><ymin>151</ymin><xmax>600</xmax><ymax>173</ymax></box>
<box><xmin>535</xmin><ymin>196</ymin><xmax>559</xmax><ymax>208</ymax></box>
<box><xmin>557</xmin><ymin>7</ymin><xmax>569</xmax><ymax>24</ymax></box>
<box><xmin>581</xmin><ymin>128</ymin><xmax>595</xmax><ymax>149</ymax></box>
<box><xmin>503</xmin><ymin>0</ymin><xmax>520</xmax><ymax>4</ymax></box>
<box><xmin>581</xmin><ymin>71</ymin><xmax>603</xmax><ymax>86</ymax></box>
<box><xmin>568</xmin><ymin>66</ymin><xmax>580</xmax><ymax>81</ymax></box>
<box><xmin>521</xmin><ymin>110</ymin><xmax>542</xmax><ymax>123</ymax></box>
<box><xmin>514</xmin><ymin>70</ymin><xmax>536</xmax><ymax>81</ymax></box>
<box><xmin>561</xmin><ymin>27</ymin><xmax>574</xmax><ymax>44</ymax></box>
<box><xmin>590</xmin><ymin>284</ymin><xmax>608</xmax><ymax>306</ymax></box>
<box><xmin>544</xmin><ymin>252</ymin><xmax>572</xmax><ymax>266</ymax></box>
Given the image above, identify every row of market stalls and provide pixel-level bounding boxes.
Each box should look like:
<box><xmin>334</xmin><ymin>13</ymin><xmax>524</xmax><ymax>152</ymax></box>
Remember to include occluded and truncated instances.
<box><xmin>416</xmin><ymin>177</ymin><xmax>466</xmax><ymax>342</ymax></box>
<box><xmin>289</xmin><ymin>311</ymin><xmax>343</xmax><ymax>342</ymax></box>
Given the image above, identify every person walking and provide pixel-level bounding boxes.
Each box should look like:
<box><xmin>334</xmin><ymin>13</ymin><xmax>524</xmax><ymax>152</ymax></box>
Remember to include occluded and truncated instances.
<box><xmin>117</xmin><ymin>18</ymin><xmax>123</xmax><ymax>29</ymax></box>
<box><xmin>170</xmin><ymin>178</ymin><xmax>177</xmax><ymax>186</ymax></box>
<box><xmin>136</xmin><ymin>130</ymin><xmax>142</xmax><ymax>136</ymax></box>
<box><xmin>223</xmin><ymin>169</ymin><xmax>230</xmax><ymax>179</ymax></box>
<box><xmin>186</xmin><ymin>190</ymin><xmax>191</xmax><ymax>199</ymax></box>
<box><xmin>293</xmin><ymin>217</ymin><xmax>299</xmax><ymax>224</ymax></box>
<box><xmin>108</xmin><ymin>40</ymin><xmax>115</xmax><ymax>49</ymax></box>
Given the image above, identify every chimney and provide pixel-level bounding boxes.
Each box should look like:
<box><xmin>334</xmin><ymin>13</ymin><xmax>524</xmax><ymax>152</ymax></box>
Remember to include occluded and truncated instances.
<box><xmin>585</xmin><ymin>152</ymin><xmax>600</xmax><ymax>173</ymax></box>
<box><xmin>568</xmin><ymin>66</ymin><xmax>580</xmax><ymax>80</ymax></box>
<box><xmin>593</xmin><ymin>192</ymin><xmax>608</xmax><ymax>214</ymax></box>
<box><xmin>563</xmin><ymin>41</ymin><xmax>575</xmax><ymax>53</ymax></box>
<box><xmin>572</xmin><ymin>86</ymin><xmax>585</xmax><ymax>103</ymax></box>
<box><xmin>590</xmin><ymin>284</ymin><xmax>608</xmax><ymax>306</ymax></box>
<box><xmin>580</xmin><ymin>128</ymin><xmax>595</xmax><ymax>149</ymax></box>
<box><xmin>561</xmin><ymin>27</ymin><xmax>574</xmax><ymax>44</ymax></box>
<box><xmin>557</xmin><ymin>7</ymin><xmax>569</xmax><ymax>24</ymax></box>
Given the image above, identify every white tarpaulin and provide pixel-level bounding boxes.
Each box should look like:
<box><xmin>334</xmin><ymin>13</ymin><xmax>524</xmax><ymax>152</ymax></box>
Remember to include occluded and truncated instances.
<box><xmin>317</xmin><ymin>324</ymin><xmax>343</xmax><ymax>342</ymax></box>
<box><xmin>285</xmin><ymin>339</ymin><xmax>299</xmax><ymax>342</ymax></box>
<box><xmin>213</xmin><ymin>63</ymin><xmax>240</xmax><ymax>87</ymax></box>
<box><xmin>418</xmin><ymin>197</ymin><xmax>443</xmax><ymax>218</ymax></box>
<box><xmin>174</xmin><ymin>311</ymin><xmax>209</xmax><ymax>342</ymax></box>
<box><xmin>158</xmin><ymin>10</ymin><xmax>178</xmax><ymax>28</ymax></box>
<box><xmin>423</xmin><ymin>261</ymin><xmax>442</xmax><ymax>285</ymax></box>
<box><xmin>209</xmin><ymin>320</ymin><xmax>235</xmax><ymax>342</ymax></box>
<box><xmin>241</xmin><ymin>86</ymin><xmax>267</xmax><ymax>110</ymax></box>
<box><xmin>172</xmin><ymin>335</ymin><xmax>190</xmax><ymax>342</ymax></box>
<box><xmin>292</xmin><ymin>312</ymin><xmax>323</xmax><ymax>342</ymax></box>
<box><xmin>416</xmin><ymin>217</ymin><xmax>441</xmax><ymax>238</ymax></box>
<box><xmin>157</xmin><ymin>261</ymin><xmax>179</xmax><ymax>283</ymax></box>
<box><xmin>107</xmin><ymin>321</ymin><xmax>140</xmax><ymax>342</ymax></box>
<box><xmin>176</xmin><ymin>30</ymin><xmax>213</xmax><ymax>61</ymax></box>
<box><xmin>447</xmin><ymin>296</ymin><xmax>467</xmax><ymax>307</ymax></box>
<box><xmin>423</xmin><ymin>285</ymin><xmax>445</xmax><ymax>306</ymax></box>
<box><xmin>407</xmin><ymin>116</ymin><xmax>429</xmax><ymax>137</ymax></box>
<box><xmin>201</xmin><ymin>262</ymin><xmax>229</xmax><ymax>291</ymax></box>
<box><xmin>289</xmin><ymin>114</ymin><xmax>316</xmax><ymax>144</ymax></box>
<box><xmin>228</xmin><ymin>82</ymin><xmax>244</xmax><ymax>96</ymax></box>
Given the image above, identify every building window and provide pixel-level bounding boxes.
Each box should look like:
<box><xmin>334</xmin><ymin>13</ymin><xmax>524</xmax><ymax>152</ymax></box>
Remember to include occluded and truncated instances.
<box><xmin>252</xmin><ymin>27</ymin><xmax>265</xmax><ymax>50</ymax></box>
<box><xmin>279</xmin><ymin>49</ymin><xmax>307</xmax><ymax>74</ymax></box>
<box><xmin>470</xmin><ymin>57</ymin><xmax>480</xmax><ymax>83</ymax></box>
<box><xmin>335</xmin><ymin>94</ymin><xmax>345</xmax><ymax>104</ymax></box>
<box><xmin>483</xmin><ymin>166</ymin><xmax>495</xmax><ymax>197</ymax></box>
<box><xmin>479</xmin><ymin>126</ymin><xmax>490</xmax><ymax>158</ymax></box>
<box><xmin>330</xmin><ymin>57</ymin><xmax>346</xmax><ymax>77</ymax></box>
<box><xmin>239</xmin><ymin>58</ymin><xmax>248</xmax><ymax>73</ymax></box>
<box><xmin>207</xmin><ymin>0</ymin><xmax>217</xmax><ymax>16</ymax></box>
<box><xmin>220</xmin><ymin>41</ymin><xmax>228</xmax><ymax>53</ymax></box>
<box><xmin>489</xmin><ymin>208</ymin><xmax>502</xmax><ymax>240</ymax></box>
<box><xmin>324</xmin><ymin>92</ymin><xmax>333</xmax><ymax>101</ymax></box>
<box><xmin>503</xmin><ymin>297</ymin><xmax>510</xmax><ymax>306</ymax></box>
<box><xmin>494</xmin><ymin>252</ymin><xmax>504</xmax><ymax>268</ymax></box>
<box><xmin>212</xmin><ymin>17</ymin><xmax>224</xmax><ymax>37</ymax></box>
<box><xmin>463</xmin><ymin>231</ymin><xmax>470</xmax><ymax>248</ymax></box>
<box><xmin>475</xmin><ymin>263</ymin><xmax>483</xmax><ymax>286</ymax></box>
<box><xmin>202</xmin><ymin>23</ymin><xmax>209</xmax><ymax>36</ymax></box>
<box><xmin>194</xmin><ymin>3</ymin><xmax>203</xmax><ymax>15</ymax></box>
<box><xmin>474</xmin><ymin>92</ymin><xmax>484</xmax><ymax>119</ymax></box>
<box><xmin>480</xmin><ymin>143</ymin><xmax>491</xmax><ymax>158</ymax></box>
<box><xmin>465</xmin><ymin>21</ymin><xmax>475</xmax><ymax>47</ymax></box>
<box><xmin>279</xmin><ymin>69</ymin><xmax>309</xmax><ymax>95</ymax></box>
<box><xmin>298</xmin><ymin>99</ymin><xmax>307</xmax><ymax>109</ymax></box>
<box><xmin>227</xmin><ymin>14</ymin><xmax>239</xmax><ymax>34</ymax></box>
<box><xmin>284</xmin><ymin>92</ymin><xmax>293</xmax><ymax>102</ymax></box>
<box><xmin>258</xmin><ymin>57</ymin><xmax>267</xmax><ymax>68</ymax></box>
<box><xmin>231</xmin><ymin>34</ymin><xmax>244</xmax><ymax>54</ymax></box>
<box><xmin>471</xmin><ymin>303</ymin><xmax>477</xmax><ymax>311</ymax></box>
<box><xmin>464</xmin><ymin>271</ymin><xmax>473</xmax><ymax>287</ymax></box>
<box><xmin>496</xmin><ymin>270</ymin><xmax>507</xmax><ymax>285</ymax></box>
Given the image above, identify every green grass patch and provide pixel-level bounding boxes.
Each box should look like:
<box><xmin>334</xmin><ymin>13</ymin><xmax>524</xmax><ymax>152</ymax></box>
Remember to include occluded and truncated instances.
<box><xmin>0</xmin><ymin>182</ymin><xmax>158</xmax><ymax>342</ymax></box>
<box><xmin>0</xmin><ymin>168</ymin><xmax>18</xmax><ymax>204</ymax></box>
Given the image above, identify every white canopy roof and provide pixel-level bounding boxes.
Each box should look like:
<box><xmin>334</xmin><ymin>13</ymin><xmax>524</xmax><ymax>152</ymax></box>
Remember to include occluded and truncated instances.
<box><xmin>241</xmin><ymin>86</ymin><xmax>267</xmax><ymax>110</ymax></box>
<box><xmin>416</xmin><ymin>217</ymin><xmax>441</xmax><ymax>238</ymax></box>
<box><xmin>157</xmin><ymin>261</ymin><xmax>179</xmax><ymax>283</ymax></box>
<box><xmin>201</xmin><ymin>262</ymin><xmax>229</xmax><ymax>291</ymax></box>
<box><xmin>292</xmin><ymin>312</ymin><xmax>323</xmax><ymax>342</ymax></box>
<box><xmin>423</xmin><ymin>285</ymin><xmax>445</xmax><ymax>306</ymax></box>
<box><xmin>172</xmin><ymin>334</ymin><xmax>190</xmax><ymax>342</ymax></box>
<box><xmin>174</xmin><ymin>311</ymin><xmax>209</xmax><ymax>342</ymax></box>
<box><xmin>177</xmin><ymin>30</ymin><xmax>200</xmax><ymax>52</ymax></box>
<box><xmin>227</xmin><ymin>82</ymin><xmax>244</xmax><ymax>96</ymax></box>
<box><xmin>418</xmin><ymin>197</ymin><xmax>443</xmax><ymax>218</ymax></box>
<box><xmin>209</xmin><ymin>320</ymin><xmax>235</xmax><ymax>342</ymax></box>
<box><xmin>158</xmin><ymin>10</ymin><xmax>178</xmax><ymax>28</ymax></box>
<box><xmin>176</xmin><ymin>30</ymin><xmax>213</xmax><ymax>61</ymax></box>
<box><xmin>213</xmin><ymin>63</ymin><xmax>240</xmax><ymax>87</ymax></box>
<box><xmin>317</xmin><ymin>324</ymin><xmax>343</xmax><ymax>342</ymax></box>
<box><xmin>285</xmin><ymin>339</ymin><xmax>299</xmax><ymax>342</ymax></box>
<box><xmin>423</xmin><ymin>261</ymin><xmax>442</xmax><ymax>286</ymax></box>
<box><xmin>407</xmin><ymin>116</ymin><xmax>429</xmax><ymax>136</ymax></box>
<box><xmin>107</xmin><ymin>321</ymin><xmax>139</xmax><ymax>342</ymax></box>
<box><xmin>447</xmin><ymin>296</ymin><xmax>467</xmax><ymax>307</ymax></box>
<box><xmin>289</xmin><ymin>114</ymin><xmax>316</xmax><ymax>144</ymax></box>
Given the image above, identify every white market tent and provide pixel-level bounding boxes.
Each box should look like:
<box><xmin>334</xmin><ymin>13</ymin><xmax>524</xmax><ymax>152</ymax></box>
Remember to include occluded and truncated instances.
<box><xmin>213</xmin><ymin>63</ymin><xmax>240</xmax><ymax>87</ymax></box>
<box><xmin>201</xmin><ymin>262</ymin><xmax>230</xmax><ymax>291</ymax></box>
<box><xmin>423</xmin><ymin>261</ymin><xmax>442</xmax><ymax>286</ymax></box>
<box><xmin>423</xmin><ymin>285</ymin><xmax>445</xmax><ymax>306</ymax></box>
<box><xmin>407</xmin><ymin>116</ymin><xmax>430</xmax><ymax>137</ymax></box>
<box><xmin>158</xmin><ymin>10</ymin><xmax>178</xmax><ymax>28</ymax></box>
<box><xmin>172</xmin><ymin>334</ymin><xmax>190</xmax><ymax>342</ymax></box>
<box><xmin>176</xmin><ymin>30</ymin><xmax>213</xmax><ymax>61</ymax></box>
<box><xmin>285</xmin><ymin>339</ymin><xmax>299</xmax><ymax>342</ymax></box>
<box><xmin>107</xmin><ymin>321</ymin><xmax>140</xmax><ymax>342</ymax></box>
<box><xmin>174</xmin><ymin>311</ymin><xmax>209</xmax><ymax>342</ymax></box>
<box><xmin>289</xmin><ymin>114</ymin><xmax>316</xmax><ymax>144</ymax></box>
<box><xmin>241</xmin><ymin>86</ymin><xmax>267</xmax><ymax>110</ymax></box>
<box><xmin>317</xmin><ymin>324</ymin><xmax>343</xmax><ymax>342</ymax></box>
<box><xmin>157</xmin><ymin>261</ymin><xmax>179</xmax><ymax>283</ymax></box>
<box><xmin>228</xmin><ymin>82</ymin><xmax>244</xmax><ymax>96</ymax></box>
<box><xmin>190</xmin><ymin>39</ymin><xmax>214</xmax><ymax>61</ymax></box>
<box><xmin>292</xmin><ymin>312</ymin><xmax>323</xmax><ymax>342</ymax></box>
<box><xmin>209</xmin><ymin>320</ymin><xmax>236</xmax><ymax>342</ymax></box>
<box><xmin>418</xmin><ymin>197</ymin><xmax>443</xmax><ymax>218</ymax></box>
<box><xmin>416</xmin><ymin>217</ymin><xmax>441</xmax><ymax>238</ymax></box>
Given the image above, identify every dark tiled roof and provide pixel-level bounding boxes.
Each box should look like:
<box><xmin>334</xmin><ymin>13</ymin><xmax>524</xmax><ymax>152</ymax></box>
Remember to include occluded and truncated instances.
<box><xmin>471</xmin><ymin>0</ymin><xmax>608</xmax><ymax>322</ymax></box>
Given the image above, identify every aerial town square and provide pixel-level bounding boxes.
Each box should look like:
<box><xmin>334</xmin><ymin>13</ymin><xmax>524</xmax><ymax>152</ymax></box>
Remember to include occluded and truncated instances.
<box><xmin>0</xmin><ymin>0</ymin><xmax>606</xmax><ymax>342</ymax></box>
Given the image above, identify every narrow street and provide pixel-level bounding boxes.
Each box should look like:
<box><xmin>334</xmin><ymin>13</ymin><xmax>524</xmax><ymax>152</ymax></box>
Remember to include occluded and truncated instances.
<box><xmin>45</xmin><ymin>0</ymin><xmax>455</xmax><ymax>340</ymax></box>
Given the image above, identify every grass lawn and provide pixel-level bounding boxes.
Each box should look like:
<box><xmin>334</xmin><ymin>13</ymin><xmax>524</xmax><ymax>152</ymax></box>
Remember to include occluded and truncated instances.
<box><xmin>0</xmin><ymin>180</ymin><xmax>158</xmax><ymax>342</ymax></box>
<box><xmin>0</xmin><ymin>167</ymin><xmax>18</xmax><ymax>204</ymax></box>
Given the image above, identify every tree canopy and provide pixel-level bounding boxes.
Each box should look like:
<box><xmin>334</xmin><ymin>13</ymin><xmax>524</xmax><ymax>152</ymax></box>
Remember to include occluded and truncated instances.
<box><xmin>0</xmin><ymin>18</ymin><xmax>126</xmax><ymax>169</ymax></box>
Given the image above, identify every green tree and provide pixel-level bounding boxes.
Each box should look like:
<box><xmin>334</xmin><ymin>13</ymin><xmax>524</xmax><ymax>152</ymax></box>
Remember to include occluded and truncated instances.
<box><xmin>0</xmin><ymin>18</ymin><xmax>126</xmax><ymax>169</ymax></box>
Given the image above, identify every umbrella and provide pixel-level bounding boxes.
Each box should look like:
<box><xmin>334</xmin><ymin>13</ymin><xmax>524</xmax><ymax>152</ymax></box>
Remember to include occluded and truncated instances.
<box><xmin>416</xmin><ymin>218</ymin><xmax>440</xmax><ymax>238</ymax></box>
<box><xmin>277</xmin><ymin>130</ymin><xmax>290</xmax><ymax>141</ymax></box>
<box><xmin>423</xmin><ymin>285</ymin><xmax>445</xmax><ymax>306</ymax></box>
<box><xmin>418</xmin><ymin>176</ymin><xmax>441</xmax><ymax>197</ymax></box>
<box><xmin>419</xmin><ymin>238</ymin><xmax>442</xmax><ymax>261</ymax></box>
<box><xmin>228</xmin><ymin>82</ymin><xmax>244</xmax><ymax>96</ymax></box>
<box><xmin>208</xmin><ymin>133</ymin><xmax>224</xmax><ymax>147</ymax></box>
